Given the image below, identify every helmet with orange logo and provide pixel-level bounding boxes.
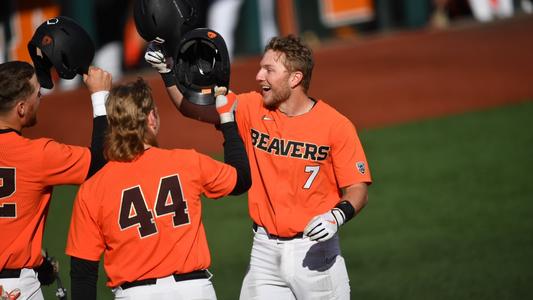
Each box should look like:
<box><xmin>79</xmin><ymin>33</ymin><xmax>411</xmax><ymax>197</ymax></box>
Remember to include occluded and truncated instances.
<box><xmin>174</xmin><ymin>28</ymin><xmax>230</xmax><ymax>106</ymax></box>
<box><xmin>27</xmin><ymin>16</ymin><xmax>94</xmax><ymax>89</ymax></box>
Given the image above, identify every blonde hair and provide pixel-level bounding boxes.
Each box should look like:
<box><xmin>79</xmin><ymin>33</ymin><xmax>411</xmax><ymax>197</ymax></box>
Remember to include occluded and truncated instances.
<box><xmin>104</xmin><ymin>78</ymin><xmax>158</xmax><ymax>162</ymax></box>
<box><xmin>265</xmin><ymin>35</ymin><xmax>314</xmax><ymax>92</ymax></box>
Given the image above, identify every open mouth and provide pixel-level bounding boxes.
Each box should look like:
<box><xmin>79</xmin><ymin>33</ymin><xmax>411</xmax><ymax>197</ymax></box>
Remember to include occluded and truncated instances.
<box><xmin>261</xmin><ymin>85</ymin><xmax>271</xmax><ymax>93</ymax></box>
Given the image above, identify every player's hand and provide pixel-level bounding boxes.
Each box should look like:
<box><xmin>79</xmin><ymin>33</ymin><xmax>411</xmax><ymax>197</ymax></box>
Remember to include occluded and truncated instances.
<box><xmin>215</xmin><ymin>86</ymin><xmax>238</xmax><ymax>124</ymax></box>
<box><xmin>303</xmin><ymin>208</ymin><xmax>346</xmax><ymax>242</ymax></box>
<box><xmin>144</xmin><ymin>42</ymin><xmax>173</xmax><ymax>74</ymax></box>
<box><xmin>0</xmin><ymin>287</ymin><xmax>21</xmax><ymax>300</ymax></box>
<box><xmin>83</xmin><ymin>66</ymin><xmax>112</xmax><ymax>94</ymax></box>
<box><xmin>35</xmin><ymin>250</ymin><xmax>58</xmax><ymax>286</ymax></box>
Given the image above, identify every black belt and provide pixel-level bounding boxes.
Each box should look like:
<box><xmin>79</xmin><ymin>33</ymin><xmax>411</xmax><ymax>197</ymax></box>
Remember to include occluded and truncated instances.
<box><xmin>252</xmin><ymin>223</ymin><xmax>304</xmax><ymax>240</ymax></box>
<box><xmin>0</xmin><ymin>269</ymin><xmax>21</xmax><ymax>278</ymax></box>
<box><xmin>120</xmin><ymin>270</ymin><xmax>209</xmax><ymax>290</ymax></box>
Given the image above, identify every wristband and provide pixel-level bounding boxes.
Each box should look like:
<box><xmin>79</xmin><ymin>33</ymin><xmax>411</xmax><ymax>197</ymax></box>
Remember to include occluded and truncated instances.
<box><xmin>91</xmin><ymin>91</ymin><xmax>108</xmax><ymax>117</ymax></box>
<box><xmin>161</xmin><ymin>72</ymin><xmax>176</xmax><ymax>87</ymax></box>
<box><xmin>335</xmin><ymin>200</ymin><xmax>356</xmax><ymax>222</ymax></box>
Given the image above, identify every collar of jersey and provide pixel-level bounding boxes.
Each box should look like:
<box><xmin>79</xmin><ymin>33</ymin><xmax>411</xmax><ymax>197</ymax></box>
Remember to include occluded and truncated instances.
<box><xmin>0</xmin><ymin>128</ymin><xmax>21</xmax><ymax>135</ymax></box>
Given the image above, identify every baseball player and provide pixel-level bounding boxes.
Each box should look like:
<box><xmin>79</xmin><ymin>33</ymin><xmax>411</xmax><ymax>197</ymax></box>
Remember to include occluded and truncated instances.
<box><xmin>0</xmin><ymin>61</ymin><xmax>110</xmax><ymax>300</ymax></box>
<box><xmin>147</xmin><ymin>34</ymin><xmax>372</xmax><ymax>299</ymax></box>
<box><xmin>65</xmin><ymin>78</ymin><xmax>250</xmax><ymax>300</ymax></box>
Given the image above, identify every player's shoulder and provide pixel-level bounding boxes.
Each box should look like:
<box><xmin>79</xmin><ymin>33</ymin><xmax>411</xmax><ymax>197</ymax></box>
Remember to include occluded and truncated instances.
<box><xmin>236</xmin><ymin>91</ymin><xmax>262</xmax><ymax>107</ymax></box>
<box><xmin>236</xmin><ymin>90</ymin><xmax>261</xmax><ymax>100</ymax></box>
<box><xmin>16</xmin><ymin>136</ymin><xmax>75</xmax><ymax>155</ymax></box>
<box><xmin>315</xmin><ymin>99</ymin><xmax>354</xmax><ymax>125</ymax></box>
<box><xmin>155</xmin><ymin>147</ymin><xmax>204</xmax><ymax>165</ymax></box>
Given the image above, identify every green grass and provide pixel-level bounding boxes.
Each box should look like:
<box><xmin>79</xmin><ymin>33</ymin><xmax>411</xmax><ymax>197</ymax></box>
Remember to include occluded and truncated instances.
<box><xmin>42</xmin><ymin>101</ymin><xmax>533</xmax><ymax>300</ymax></box>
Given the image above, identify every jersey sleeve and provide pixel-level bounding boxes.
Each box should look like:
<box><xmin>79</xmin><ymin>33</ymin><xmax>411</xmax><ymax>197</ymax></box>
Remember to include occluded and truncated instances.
<box><xmin>234</xmin><ymin>91</ymin><xmax>258</xmax><ymax>139</ymax></box>
<box><xmin>197</xmin><ymin>152</ymin><xmax>238</xmax><ymax>199</ymax></box>
<box><xmin>65</xmin><ymin>183</ymin><xmax>105</xmax><ymax>261</ymax></box>
<box><xmin>331</xmin><ymin>119</ymin><xmax>372</xmax><ymax>188</ymax></box>
<box><xmin>39</xmin><ymin>139</ymin><xmax>91</xmax><ymax>186</ymax></box>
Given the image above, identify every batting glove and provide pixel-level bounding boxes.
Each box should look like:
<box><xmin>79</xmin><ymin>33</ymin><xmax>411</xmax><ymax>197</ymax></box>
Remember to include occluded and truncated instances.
<box><xmin>215</xmin><ymin>86</ymin><xmax>238</xmax><ymax>124</ymax></box>
<box><xmin>144</xmin><ymin>42</ymin><xmax>173</xmax><ymax>74</ymax></box>
<box><xmin>304</xmin><ymin>208</ymin><xmax>346</xmax><ymax>242</ymax></box>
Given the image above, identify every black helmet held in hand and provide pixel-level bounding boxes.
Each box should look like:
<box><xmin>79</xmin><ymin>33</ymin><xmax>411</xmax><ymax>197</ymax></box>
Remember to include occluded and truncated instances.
<box><xmin>27</xmin><ymin>16</ymin><xmax>95</xmax><ymax>89</ymax></box>
<box><xmin>175</xmin><ymin>28</ymin><xmax>230</xmax><ymax>106</ymax></box>
<box><xmin>133</xmin><ymin>0</ymin><xmax>198</xmax><ymax>57</ymax></box>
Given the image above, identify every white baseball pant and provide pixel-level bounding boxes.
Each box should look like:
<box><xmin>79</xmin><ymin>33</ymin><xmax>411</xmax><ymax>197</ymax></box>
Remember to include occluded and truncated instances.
<box><xmin>0</xmin><ymin>268</ymin><xmax>43</xmax><ymax>300</ymax></box>
<box><xmin>112</xmin><ymin>274</ymin><xmax>216</xmax><ymax>300</ymax></box>
<box><xmin>240</xmin><ymin>225</ymin><xmax>350</xmax><ymax>299</ymax></box>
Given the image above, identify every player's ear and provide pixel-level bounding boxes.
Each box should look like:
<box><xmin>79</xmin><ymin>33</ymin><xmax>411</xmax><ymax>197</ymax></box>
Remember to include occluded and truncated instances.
<box><xmin>16</xmin><ymin>101</ymin><xmax>26</xmax><ymax>118</ymax></box>
<box><xmin>289</xmin><ymin>71</ymin><xmax>303</xmax><ymax>89</ymax></box>
<box><xmin>147</xmin><ymin>108</ymin><xmax>159</xmax><ymax>134</ymax></box>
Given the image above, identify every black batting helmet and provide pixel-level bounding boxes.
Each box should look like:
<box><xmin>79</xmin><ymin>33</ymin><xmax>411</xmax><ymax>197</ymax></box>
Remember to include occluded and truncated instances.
<box><xmin>133</xmin><ymin>0</ymin><xmax>198</xmax><ymax>56</ymax></box>
<box><xmin>27</xmin><ymin>16</ymin><xmax>95</xmax><ymax>89</ymax></box>
<box><xmin>174</xmin><ymin>28</ymin><xmax>230</xmax><ymax>106</ymax></box>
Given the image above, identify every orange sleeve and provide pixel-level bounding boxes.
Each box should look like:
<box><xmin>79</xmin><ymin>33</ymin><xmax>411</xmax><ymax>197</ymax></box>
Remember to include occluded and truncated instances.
<box><xmin>331</xmin><ymin>119</ymin><xmax>372</xmax><ymax>188</ymax></box>
<box><xmin>197</xmin><ymin>152</ymin><xmax>237</xmax><ymax>199</ymax></box>
<box><xmin>66</xmin><ymin>183</ymin><xmax>105</xmax><ymax>261</ymax></box>
<box><xmin>234</xmin><ymin>91</ymin><xmax>259</xmax><ymax>139</ymax></box>
<box><xmin>39</xmin><ymin>139</ymin><xmax>91</xmax><ymax>186</ymax></box>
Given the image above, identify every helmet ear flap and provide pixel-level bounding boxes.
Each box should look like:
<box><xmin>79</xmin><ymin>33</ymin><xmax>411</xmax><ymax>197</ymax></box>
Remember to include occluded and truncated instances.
<box><xmin>28</xmin><ymin>43</ymin><xmax>54</xmax><ymax>89</ymax></box>
<box><xmin>27</xmin><ymin>16</ymin><xmax>94</xmax><ymax>89</ymax></box>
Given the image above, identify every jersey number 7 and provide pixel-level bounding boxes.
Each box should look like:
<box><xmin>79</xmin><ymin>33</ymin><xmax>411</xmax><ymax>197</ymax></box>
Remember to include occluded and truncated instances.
<box><xmin>119</xmin><ymin>174</ymin><xmax>190</xmax><ymax>238</ymax></box>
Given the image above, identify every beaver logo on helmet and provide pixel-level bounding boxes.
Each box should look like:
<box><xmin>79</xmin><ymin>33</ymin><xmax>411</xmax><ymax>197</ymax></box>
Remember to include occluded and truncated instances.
<box><xmin>174</xmin><ymin>28</ymin><xmax>230</xmax><ymax>106</ymax></box>
<box><xmin>28</xmin><ymin>16</ymin><xmax>95</xmax><ymax>89</ymax></box>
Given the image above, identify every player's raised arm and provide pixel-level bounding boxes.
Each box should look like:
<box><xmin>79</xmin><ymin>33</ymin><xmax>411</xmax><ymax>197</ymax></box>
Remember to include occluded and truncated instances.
<box><xmin>214</xmin><ymin>87</ymin><xmax>250</xmax><ymax>195</ymax></box>
<box><xmin>83</xmin><ymin>66</ymin><xmax>111</xmax><ymax>179</ymax></box>
<box><xmin>145</xmin><ymin>26</ymin><xmax>234</xmax><ymax>125</ymax></box>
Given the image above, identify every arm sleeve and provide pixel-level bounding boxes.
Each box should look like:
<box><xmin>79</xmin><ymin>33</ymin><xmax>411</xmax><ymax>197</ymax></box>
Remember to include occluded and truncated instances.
<box><xmin>66</xmin><ymin>184</ymin><xmax>106</xmax><ymax>261</ymax></box>
<box><xmin>87</xmin><ymin>115</ymin><xmax>107</xmax><ymax>179</ymax></box>
<box><xmin>70</xmin><ymin>256</ymin><xmax>99</xmax><ymax>300</ymax></box>
<box><xmin>218</xmin><ymin>122</ymin><xmax>251</xmax><ymax>195</ymax></box>
<box><xmin>331</xmin><ymin>119</ymin><xmax>372</xmax><ymax>187</ymax></box>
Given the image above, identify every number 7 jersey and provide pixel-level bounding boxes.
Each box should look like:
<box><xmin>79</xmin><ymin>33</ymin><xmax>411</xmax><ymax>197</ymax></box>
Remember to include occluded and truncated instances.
<box><xmin>235</xmin><ymin>92</ymin><xmax>372</xmax><ymax>237</ymax></box>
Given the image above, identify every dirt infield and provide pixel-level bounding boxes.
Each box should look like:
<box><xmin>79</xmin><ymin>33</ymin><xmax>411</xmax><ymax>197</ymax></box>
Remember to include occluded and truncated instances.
<box><xmin>25</xmin><ymin>15</ymin><xmax>533</xmax><ymax>154</ymax></box>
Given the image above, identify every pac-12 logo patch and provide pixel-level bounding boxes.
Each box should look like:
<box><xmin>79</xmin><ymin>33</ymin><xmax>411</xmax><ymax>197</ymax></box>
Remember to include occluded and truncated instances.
<box><xmin>356</xmin><ymin>162</ymin><xmax>366</xmax><ymax>175</ymax></box>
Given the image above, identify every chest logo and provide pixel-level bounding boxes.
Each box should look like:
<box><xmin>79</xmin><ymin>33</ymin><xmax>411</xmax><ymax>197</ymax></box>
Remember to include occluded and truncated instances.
<box><xmin>250</xmin><ymin>128</ymin><xmax>330</xmax><ymax>161</ymax></box>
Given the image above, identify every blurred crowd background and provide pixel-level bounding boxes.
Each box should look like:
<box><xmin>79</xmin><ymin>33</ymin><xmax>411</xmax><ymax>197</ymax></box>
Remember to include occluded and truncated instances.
<box><xmin>1</xmin><ymin>0</ymin><xmax>532</xmax><ymax>91</ymax></box>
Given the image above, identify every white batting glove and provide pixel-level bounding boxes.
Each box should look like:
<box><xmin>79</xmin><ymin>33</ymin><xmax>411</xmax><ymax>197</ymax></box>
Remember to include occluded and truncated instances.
<box><xmin>304</xmin><ymin>208</ymin><xmax>346</xmax><ymax>242</ymax></box>
<box><xmin>215</xmin><ymin>86</ymin><xmax>238</xmax><ymax>124</ymax></box>
<box><xmin>144</xmin><ymin>42</ymin><xmax>173</xmax><ymax>74</ymax></box>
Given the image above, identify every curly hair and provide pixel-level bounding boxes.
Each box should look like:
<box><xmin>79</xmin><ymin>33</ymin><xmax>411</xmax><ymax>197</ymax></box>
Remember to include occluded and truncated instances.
<box><xmin>104</xmin><ymin>78</ymin><xmax>158</xmax><ymax>162</ymax></box>
<box><xmin>0</xmin><ymin>61</ymin><xmax>35</xmax><ymax>114</ymax></box>
<box><xmin>265</xmin><ymin>35</ymin><xmax>314</xmax><ymax>92</ymax></box>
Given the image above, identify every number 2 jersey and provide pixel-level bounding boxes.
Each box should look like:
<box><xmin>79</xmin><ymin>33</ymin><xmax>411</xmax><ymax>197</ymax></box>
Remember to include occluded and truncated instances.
<box><xmin>0</xmin><ymin>129</ymin><xmax>90</xmax><ymax>270</ymax></box>
<box><xmin>235</xmin><ymin>92</ymin><xmax>372</xmax><ymax>237</ymax></box>
<box><xmin>65</xmin><ymin>147</ymin><xmax>237</xmax><ymax>287</ymax></box>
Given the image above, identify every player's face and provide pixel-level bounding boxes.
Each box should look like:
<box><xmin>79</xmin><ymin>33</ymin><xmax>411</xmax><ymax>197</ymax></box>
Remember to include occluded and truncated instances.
<box><xmin>21</xmin><ymin>75</ymin><xmax>42</xmax><ymax>128</ymax></box>
<box><xmin>256</xmin><ymin>50</ymin><xmax>292</xmax><ymax>108</ymax></box>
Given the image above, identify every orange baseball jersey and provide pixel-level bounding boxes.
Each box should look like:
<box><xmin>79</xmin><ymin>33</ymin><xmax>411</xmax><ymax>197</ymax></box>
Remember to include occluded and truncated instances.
<box><xmin>66</xmin><ymin>147</ymin><xmax>237</xmax><ymax>287</ymax></box>
<box><xmin>235</xmin><ymin>92</ymin><xmax>372</xmax><ymax>237</ymax></box>
<box><xmin>0</xmin><ymin>129</ymin><xmax>90</xmax><ymax>270</ymax></box>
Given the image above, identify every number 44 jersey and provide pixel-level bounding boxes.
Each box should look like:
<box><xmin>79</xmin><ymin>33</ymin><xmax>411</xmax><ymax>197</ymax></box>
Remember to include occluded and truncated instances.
<box><xmin>65</xmin><ymin>147</ymin><xmax>237</xmax><ymax>288</ymax></box>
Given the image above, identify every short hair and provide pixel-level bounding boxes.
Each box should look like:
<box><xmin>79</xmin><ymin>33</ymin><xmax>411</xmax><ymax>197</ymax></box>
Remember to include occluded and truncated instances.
<box><xmin>0</xmin><ymin>61</ymin><xmax>36</xmax><ymax>114</ymax></box>
<box><xmin>104</xmin><ymin>78</ymin><xmax>158</xmax><ymax>162</ymax></box>
<box><xmin>265</xmin><ymin>35</ymin><xmax>314</xmax><ymax>92</ymax></box>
